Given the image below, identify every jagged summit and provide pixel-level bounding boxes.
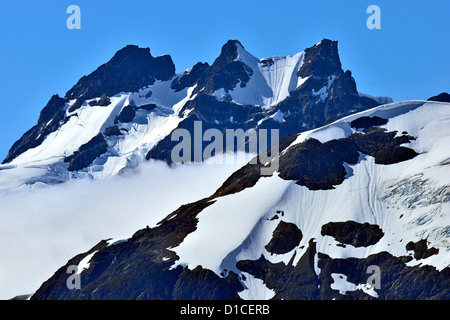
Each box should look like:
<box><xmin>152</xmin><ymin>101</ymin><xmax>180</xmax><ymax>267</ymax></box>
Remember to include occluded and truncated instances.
<box><xmin>213</xmin><ymin>39</ymin><xmax>244</xmax><ymax>67</ymax></box>
<box><xmin>298</xmin><ymin>39</ymin><xmax>342</xmax><ymax>78</ymax></box>
<box><xmin>2</xmin><ymin>39</ymin><xmax>389</xmax><ymax>184</ymax></box>
<box><xmin>65</xmin><ymin>44</ymin><xmax>176</xmax><ymax>101</ymax></box>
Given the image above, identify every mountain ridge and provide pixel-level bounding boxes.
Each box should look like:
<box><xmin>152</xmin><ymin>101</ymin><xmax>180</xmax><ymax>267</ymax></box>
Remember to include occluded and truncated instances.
<box><xmin>0</xmin><ymin>38</ymin><xmax>390</xmax><ymax>189</ymax></box>
<box><xmin>30</xmin><ymin>99</ymin><xmax>450</xmax><ymax>300</ymax></box>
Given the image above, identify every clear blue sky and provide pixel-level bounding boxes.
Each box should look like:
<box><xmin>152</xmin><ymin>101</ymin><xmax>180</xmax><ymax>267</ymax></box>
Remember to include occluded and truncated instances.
<box><xmin>0</xmin><ymin>0</ymin><xmax>448</xmax><ymax>161</ymax></box>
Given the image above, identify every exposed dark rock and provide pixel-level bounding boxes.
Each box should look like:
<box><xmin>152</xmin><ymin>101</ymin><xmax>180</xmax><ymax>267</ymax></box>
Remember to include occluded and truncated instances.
<box><xmin>68</xmin><ymin>98</ymin><xmax>85</xmax><ymax>113</ymax></box>
<box><xmin>427</xmin><ymin>92</ymin><xmax>450</xmax><ymax>102</ymax></box>
<box><xmin>238</xmin><ymin>238</ymin><xmax>449</xmax><ymax>300</ymax></box>
<box><xmin>260</xmin><ymin>58</ymin><xmax>274</xmax><ymax>67</ymax></box>
<box><xmin>65</xmin><ymin>45</ymin><xmax>175</xmax><ymax>101</ymax></box>
<box><xmin>213</xmin><ymin>135</ymin><xmax>297</xmax><ymax>197</ymax></box>
<box><xmin>321</xmin><ymin>221</ymin><xmax>384</xmax><ymax>247</ymax></box>
<box><xmin>171</xmin><ymin>62</ymin><xmax>210</xmax><ymax>92</ymax></box>
<box><xmin>88</xmin><ymin>95</ymin><xmax>111</xmax><ymax>106</ymax></box>
<box><xmin>38</xmin><ymin>94</ymin><xmax>68</xmax><ymax>124</ymax></box>
<box><xmin>265</xmin><ymin>221</ymin><xmax>303</xmax><ymax>254</ymax></box>
<box><xmin>2</xmin><ymin>94</ymin><xmax>67</xmax><ymax>164</ymax></box>
<box><xmin>269</xmin><ymin>215</ymin><xmax>279</xmax><ymax>221</ymax></box>
<box><xmin>405</xmin><ymin>239</ymin><xmax>439</xmax><ymax>260</ymax></box>
<box><xmin>237</xmin><ymin>239</ymin><xmax>320</xmax><ymax>299</ymax></box>
<box><xmin>64</xmin><ymin>133</ymin><xmax>108</xmax><ymax>171</ymax></box>
<box><xmin>318</xmin><ymin>251</ymin><xmax>450</xmax><ymax>300</ymax></box>
<box><xmin>104</xmin><ymin>125</ymin><xmax>122</xmax><ymax>137</ymax></box>
<box><xmin>350</xmin><ymin>116</ymin><xmax>388</xmax><ymax>130</ymax></box>
<box><xmin>117</xmin><ymin>105</ymin><xmax>136</xmax><ymax>123</ymax></box>
<box><xmin>211</xmin><ymin>40</ymin><xmax>242</xmax><ymax>71</ymax></box>
<box><xmin>211</xmin><ymin>61</ymin><xmax>253</xmax><ymax>91</ymax></box>
<box><xmin>298</xmin><ymin>39</ymin><xmax>342</xmax><ymax>79</ymax></box>
<box><xmin>278</xmin><ymin>138</ymin><xmax>349</xmax><ymax>190</ymax></box>
<box><xmin>350</xmin><ymin>128</ymin><xmax>417</xmax><ymax>164</ymax></box>
<box><xmin>172</xmin><ymin>267</ymin><xmax>243</xmax><ymax>300</ymax></box>
<box><xmin>137</xmin><ymin>103</ymin><xmax>157</xmax><ymax>111</ymax></box>
<box><xmin>324</xmin><ymin>138</ymin><xmax>360</xmax><ymax>164</ymax></box>
<box><xmin>31</xmin><ymin>239</ymin><xmax>110</xmax><ymax>300</ymax></box>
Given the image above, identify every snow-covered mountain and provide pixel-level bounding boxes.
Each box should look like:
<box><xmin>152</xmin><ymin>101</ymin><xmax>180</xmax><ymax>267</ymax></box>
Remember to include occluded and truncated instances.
<box><xmin>30</xmin><ymin>99</ymin><xmax>450</xmax><ymax>300</ymax></box>
<box><xmin>1</xmin><ymin>38</ymin><xmax>449</xmax><ymax>300</ymax></box>
<box><xmin>0</xmin><ymin>39</ymin><xmax>388</xmax><ymax>190</ymax></box>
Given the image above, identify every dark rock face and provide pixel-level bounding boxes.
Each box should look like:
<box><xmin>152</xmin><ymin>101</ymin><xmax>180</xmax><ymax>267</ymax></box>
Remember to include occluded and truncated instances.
<box><xmin>104</xmin><ymin>125</ymin><xmax>122</xmax><ymax>137</ymax></box>
<box><xmin>2</xmin><ymin>94</ymin><xmax>67</xmax><ymax>164</ymax></box>
<box><xmin>170</xmin><ymin>40</ymin><xmax>247</xmax><ymax>96</ymax></box>
<box><xmin>66</xmin><ymin>45</ymin><xmax>175</xmax><ymax>100</ymax></box>
<box><xmin>406</xmin><ymin>239</ymin><xmax>439</xmax><ymax>260</ymax></box>
<box><xmin>268</xmin><ymin>41</ymin><xmax>380</xmax><ymax>139</ymax></box>
<box><xmin>350</xmin><ymin>116</ymin><xmax>388</xmax><ymax>130</ymax></box>
<box><xmin>238</xmin><ymin>239</ymin><xmax>450</xmax><ymax>300</ymax></box>
<box><xmin>279</xmin><ymin>138</ymin><xmax>349</xmax><ymax>190</ymax></box>
<box><xmin>278</xmin><ymin>128</ymin><xmax>417</xmax><ymax>189</ymax></box>
<box><xmin>265</xmin><ymin>221</ymin><xmax>303</xmax><ymax>254</ymax></box>
<box><xmin>137</xmin><ymin>103</ymin><xmax>157</xmax><ymax>111</ymax></box>
<box><xmin>68</xmin><ymin>98</ymin><xmax>85</xmax><ymax>113</ymax></box>
<box><xmin>321</xmin><ymin>221</ymin><xmax>384</xmax><ymax>247</ymax></box>
<box><xmin>427</xmin><ymin>92</ymin><xmax>450</xmax><ymax>102</ymax></box>
<box><xmin>171</xmin><ymin>62</ymin><xmax>210</xmax><ymax>92</ymax></box>
<box><xmin>146</xmin><ymin>96</ymin><xmax>264</xmax><ymax>164</ymax></box>
<box><xmin>298</xmin><ymin>39</ymin><xmax>342</xmax><ymax>79</ymax></box>
<box><xmin>88</xmin><ymin>95</ymin><xmax>111</xmax><ymax>107</ymax></box>
<box><xmin>211</xmin><ymin>123</ymin><xmax>418</xmax><ymax>193</ymax></box>
<box><xmin>237</xmin><ymin>239</ymin><xmax>321</xmax><ymax>300</ymax></box>
<box><xmin>117</xmin><ymin>105</ymin><xmax>136</xmax><ymax>123</ymax></box>
<box><xmin>351</xmin><ymin>128</ymin><xmax>417</xmax><ymax>165</ymax></box>
<box><xmin>64</xmin><ymin>133</ymin><xmax>108</xmax><ymax>171</ymax></box>
<box><xmin>318</xmin><ymin>251</ymin><xmax>450</xmax><ymax>300</ymax></box>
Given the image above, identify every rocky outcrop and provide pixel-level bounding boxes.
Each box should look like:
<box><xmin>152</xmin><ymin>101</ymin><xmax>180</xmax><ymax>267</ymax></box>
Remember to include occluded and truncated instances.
<box><xmin>321</xmin><ymin>221</ymin><xmax>384</xmax><ymax>247</ymax></box>
<box><xmin>265</xmin><ymin>221</ymin><xmax>303</xmax><ymax>254</ymax></box>
<box><xmin>64</xmin><ymin>133</ymin><xmax>108</xmax><ymax>171</ymax></box>
<box><xmin>66</xmin><ymin>45</ymin><xmax>175</xmax><ymax>100</ymax></box>
<box><xmin>406</xmin><ymin>239</ymin><xmax>439</xmax><ymax>260</ymax></box>
<box><xmin>428</xmin><ymin>92</ymin><xmax>450</xmax><ymax>103</ymax></box>
<box><xmin>2</xmin><ymin>94</ymin><xmax>67</xmax><ymax>164</ymax></box>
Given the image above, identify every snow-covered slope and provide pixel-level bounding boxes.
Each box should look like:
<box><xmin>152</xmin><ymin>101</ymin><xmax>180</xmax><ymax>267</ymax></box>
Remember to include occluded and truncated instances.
<box><xmin>30</xmin><ymin>100</ymin><xmax>450</xmax><ymax>300</ymax></box>
<box><xmin>175</xmin><ymin>100</ymin><xmax>450</xmax><ymax>271</ymax></box>
<box><xmin>213</xmin><ymin>42</ymin><xmax>305</xmax><ymax>108</ymax></box>
<box><xmin>5</xmin><ymin>84</ymin><xmax>193</xmax><ymax>183</ymax></box>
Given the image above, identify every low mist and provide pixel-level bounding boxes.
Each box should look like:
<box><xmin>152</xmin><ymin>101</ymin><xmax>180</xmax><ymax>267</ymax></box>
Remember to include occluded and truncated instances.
<box><xmin>0</xmin><ymin>156</ymin><xmax>249</xmax><ymax>299</ymax></box>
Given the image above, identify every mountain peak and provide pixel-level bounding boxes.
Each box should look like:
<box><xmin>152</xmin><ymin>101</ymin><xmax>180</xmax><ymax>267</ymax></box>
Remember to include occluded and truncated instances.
<box><xmin>211</xmin><ymin>39</ymin><xmax>245</xmax><ymax>70</ymax></box>
<box><xmin>298</xmin><ymin>38</ymin><xmax>342</xmax><ymax>78</ymax></box>
<box><xmin>65</xmin><ymin>44</ymin><xmax>175</xmax><ymax>101</ymax></box>
<box><xmin>109</xmin><ymin>44</ymin><xmax>152</xmax><ymax>62</ymax></box>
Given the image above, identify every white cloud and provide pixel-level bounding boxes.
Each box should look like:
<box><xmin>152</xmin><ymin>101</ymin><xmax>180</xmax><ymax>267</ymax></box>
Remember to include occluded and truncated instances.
<box><xmin>0</xmin><ymin>155</ymin><xmax>249</xmax><ymax>299</ymax></box>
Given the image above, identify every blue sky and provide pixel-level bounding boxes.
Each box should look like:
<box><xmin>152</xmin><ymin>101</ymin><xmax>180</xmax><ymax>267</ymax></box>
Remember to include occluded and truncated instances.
<box><xmin>0</xmin><ymin>0</ymin><xmax>448</xmax><ymax>161</ymax></box>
